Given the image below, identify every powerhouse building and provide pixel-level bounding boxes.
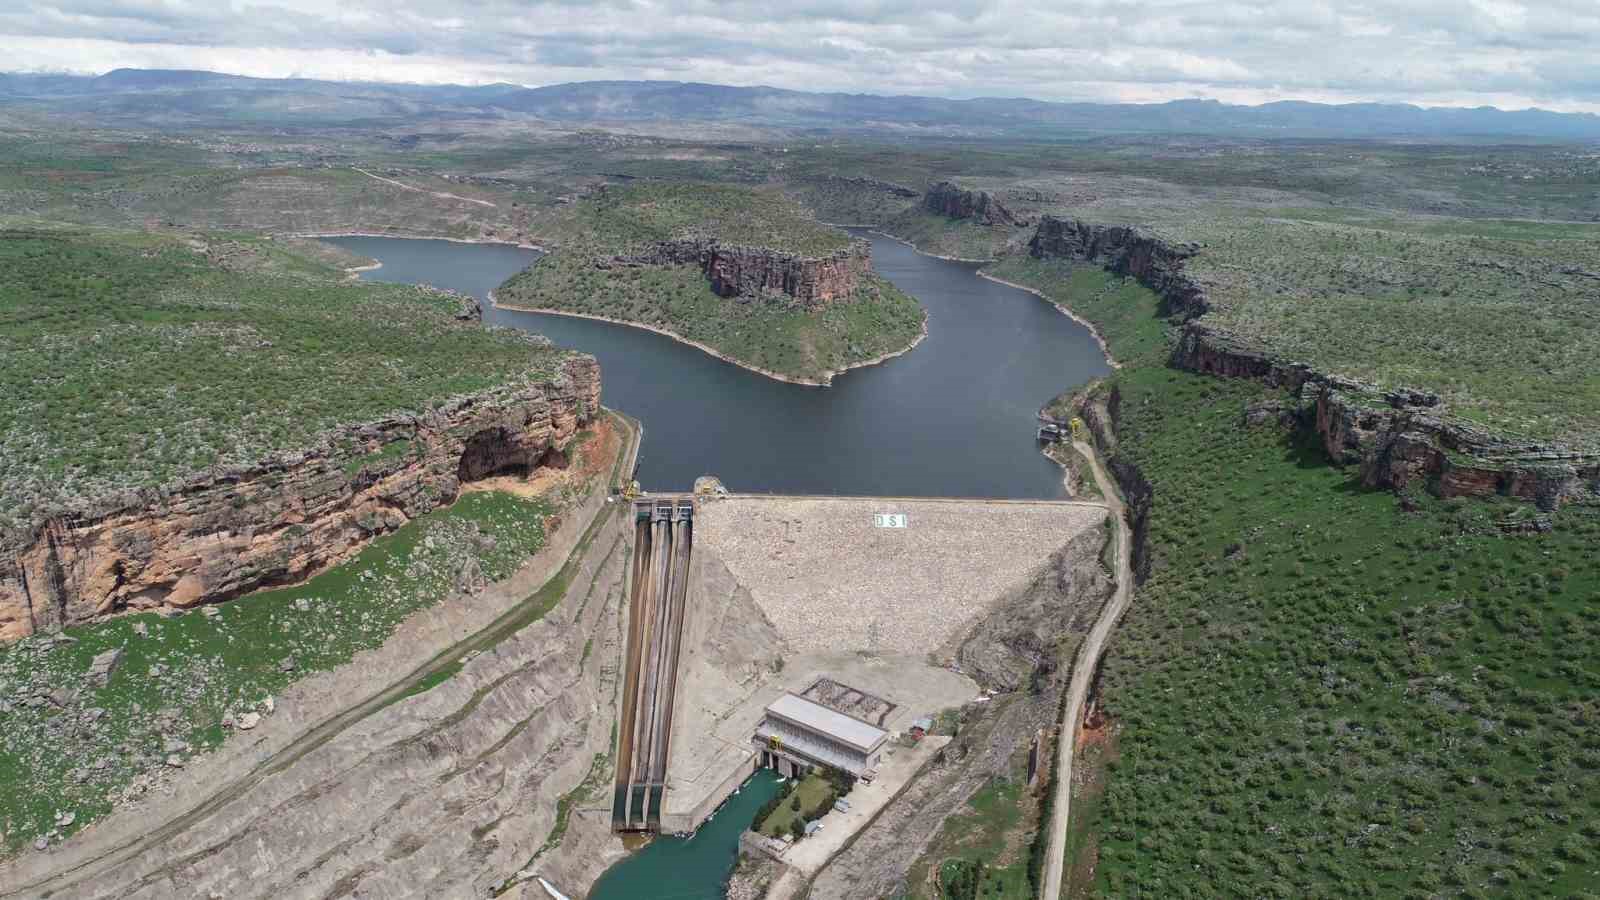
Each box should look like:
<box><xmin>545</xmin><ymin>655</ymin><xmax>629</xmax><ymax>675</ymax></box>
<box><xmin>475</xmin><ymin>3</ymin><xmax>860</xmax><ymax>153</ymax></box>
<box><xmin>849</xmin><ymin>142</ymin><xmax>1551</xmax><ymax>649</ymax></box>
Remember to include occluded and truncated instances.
<box><xmin>753</xmin><ymin>693</ymin><xmax>888</xmax><ymax>778</ymax></box>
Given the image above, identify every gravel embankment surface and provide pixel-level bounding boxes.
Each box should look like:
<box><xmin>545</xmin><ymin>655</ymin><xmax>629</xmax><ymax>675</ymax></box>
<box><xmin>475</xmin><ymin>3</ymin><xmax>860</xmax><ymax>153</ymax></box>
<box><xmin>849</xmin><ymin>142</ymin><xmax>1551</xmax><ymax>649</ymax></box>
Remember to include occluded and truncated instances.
<box><xmin>694</xmin><ymin>496</ymin><xmax>1103</xmax><ymax>655</ymax></box>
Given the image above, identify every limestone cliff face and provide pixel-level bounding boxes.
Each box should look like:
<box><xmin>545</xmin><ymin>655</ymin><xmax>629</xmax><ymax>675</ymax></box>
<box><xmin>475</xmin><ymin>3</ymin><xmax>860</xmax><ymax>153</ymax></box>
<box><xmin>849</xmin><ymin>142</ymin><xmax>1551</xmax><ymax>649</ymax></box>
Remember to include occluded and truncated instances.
<box><xmin>0</xmin><ymin>355</ymin><xmax>601</xmax><ymax>642</ymax></box>
<box><xmin>1309</xmin><ymin>382</ymin><xmax>1598</xmax><ymax>509</ymax></box>
<box><xmin>1029</xmin><ymin>215</ymin><xmax>1207</xmax><ymax>317</ymax></box>
<box><xmin>1028</xmin><ymin>214</ymin><xmax>1598</xmax><ymax>508</ymax></box>
<box><xmin>604</xmin><ymin>238</ymin><xmax>871</xmax><ymax>310</ymax></box>
<box><xmin>923</xmin><ymin>181</ymin><xmax>1026</xmax><ymax>227</ymax></box>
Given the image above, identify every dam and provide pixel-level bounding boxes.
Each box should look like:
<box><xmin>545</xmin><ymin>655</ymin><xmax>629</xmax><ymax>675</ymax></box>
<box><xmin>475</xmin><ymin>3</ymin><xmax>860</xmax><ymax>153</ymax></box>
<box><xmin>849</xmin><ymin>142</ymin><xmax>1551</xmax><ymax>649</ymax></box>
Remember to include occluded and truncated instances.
<box><xmin>613</xmin><ymin>497</ymin><xmax>694</xmax><ymax>832</ymax></box>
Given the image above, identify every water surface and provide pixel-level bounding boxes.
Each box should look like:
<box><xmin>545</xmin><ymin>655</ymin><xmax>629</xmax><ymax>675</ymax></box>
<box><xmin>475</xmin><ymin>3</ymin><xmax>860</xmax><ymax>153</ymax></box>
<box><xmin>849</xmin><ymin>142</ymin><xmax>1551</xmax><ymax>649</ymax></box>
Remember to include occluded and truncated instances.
<box><xmin>326</xmin><ymin>231</ymin><xmax>1110</xmax><ymax>498</ymax></box>
<box><xmin>587</xmin><ymin>771</ymin><xmax>783</xmax><ymax>900</ymax></box>
<box><xmin>325</xmin><ymin>231</ymin><xmax>1111</xmax><ymax>896</ymax></box>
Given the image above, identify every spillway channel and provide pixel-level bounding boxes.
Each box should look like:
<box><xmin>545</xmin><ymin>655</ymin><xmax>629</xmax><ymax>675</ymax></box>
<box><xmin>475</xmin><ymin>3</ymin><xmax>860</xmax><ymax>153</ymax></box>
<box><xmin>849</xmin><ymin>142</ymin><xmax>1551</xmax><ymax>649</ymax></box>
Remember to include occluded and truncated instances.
<box><xmin>613</xmin><ymin>497</ymin><xmax>693</xmax><ymax>832</ymax></box>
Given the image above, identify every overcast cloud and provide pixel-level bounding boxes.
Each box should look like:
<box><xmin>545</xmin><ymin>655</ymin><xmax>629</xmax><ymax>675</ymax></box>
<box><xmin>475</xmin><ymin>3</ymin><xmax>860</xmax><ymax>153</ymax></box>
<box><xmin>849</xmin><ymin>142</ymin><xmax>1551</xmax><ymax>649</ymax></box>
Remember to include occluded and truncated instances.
<box><xmin>3</xmin><ymin>0</ymin><xmax>1598</xmax><ymax>112</ymax></box>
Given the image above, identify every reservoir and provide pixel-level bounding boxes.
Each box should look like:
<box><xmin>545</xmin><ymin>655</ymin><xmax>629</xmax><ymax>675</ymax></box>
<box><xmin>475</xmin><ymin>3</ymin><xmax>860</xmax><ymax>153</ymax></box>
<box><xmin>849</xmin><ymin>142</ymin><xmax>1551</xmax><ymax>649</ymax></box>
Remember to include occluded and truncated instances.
<box><xmin>322</xmin><ymin>231</ymin><xmax>1110</xmax><ymax>896</ymax></box>
<box><xmin>325</xmin><ymin>230</ymin><xmax>1111</xmax><ymax>498</ymax></box>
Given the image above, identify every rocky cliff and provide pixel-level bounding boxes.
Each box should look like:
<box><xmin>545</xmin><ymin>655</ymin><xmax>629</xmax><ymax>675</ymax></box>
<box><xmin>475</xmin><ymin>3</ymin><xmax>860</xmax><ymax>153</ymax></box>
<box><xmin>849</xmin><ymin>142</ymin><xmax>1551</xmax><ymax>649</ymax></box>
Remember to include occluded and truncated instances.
<box><xmin>1028</xmin><ymin>215</ymin><xmax>1208</xmax><ymax>317</ymax></box>
<box><xmin>1309</xmin><ymin>381</ymin><xmax>1599</xmax><ymax>509</ymax></box>
<box><xmin>1027</xmin><ymin>215</ymin><xmax>1598</xmax><ymax>508</ymax></box>
<box><xmin>923</xmin><ymin>181</ymin><xmax>1027</xmax><ymax>227</ymax></box>
<box><xmin>602</xmin><ymin>237</ymin><xmax>871</xmax><ymax>310</ymax></box>
<box><xmin>0</xmin><ymin>356</ymin><xmax>601</xmax><ymax>642</ymax></box>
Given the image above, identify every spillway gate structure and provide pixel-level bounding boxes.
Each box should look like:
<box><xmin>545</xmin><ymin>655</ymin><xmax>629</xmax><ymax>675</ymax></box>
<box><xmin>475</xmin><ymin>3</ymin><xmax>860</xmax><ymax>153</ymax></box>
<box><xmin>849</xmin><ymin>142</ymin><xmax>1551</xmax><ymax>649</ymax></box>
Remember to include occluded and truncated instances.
<box><xmin>613</xmin><ymin>497</ymin><xmax>694</xmax><ymax>832</ymax></box>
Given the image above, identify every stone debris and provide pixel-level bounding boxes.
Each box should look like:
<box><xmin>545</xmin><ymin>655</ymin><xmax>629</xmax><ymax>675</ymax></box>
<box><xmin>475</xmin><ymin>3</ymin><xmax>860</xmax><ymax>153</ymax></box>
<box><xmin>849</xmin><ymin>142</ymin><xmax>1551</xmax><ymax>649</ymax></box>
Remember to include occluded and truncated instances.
<box><xmin>278</xmin><ymin>657</ymin><xmax>297</xmax><ymax>673</ymax></box>
<box><xmin>262</xmin><ymin>696</ymin><xmax>276</xmax><ymax>716</ymax></box>
<box><xmin>165</xmin><ymin>754</ymin><xmax>184</xmax><ymax>768</ymax></box>
<box><xmin>132</xmin><ymin>622</ymin><xmax>149</xmax><ymax>638</ymax></box>
<box><xmin>237</xmin><ymin>712</ymin><xmax>261</xmax><ymax>731</ymax></box>
<box><xmin>86</xmin><ymin>643</ymin><xmax>123</xmax><ymax>679</ymax></box>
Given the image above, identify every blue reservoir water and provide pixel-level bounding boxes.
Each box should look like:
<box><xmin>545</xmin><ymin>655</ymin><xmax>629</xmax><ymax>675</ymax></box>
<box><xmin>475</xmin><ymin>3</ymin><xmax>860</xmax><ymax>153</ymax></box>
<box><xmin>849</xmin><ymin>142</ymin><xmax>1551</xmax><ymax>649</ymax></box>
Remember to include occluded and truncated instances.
<box><xmin>324</xmin><ymin>230</ymin><xmax>1110</xmax><ymax>499</ymax></box>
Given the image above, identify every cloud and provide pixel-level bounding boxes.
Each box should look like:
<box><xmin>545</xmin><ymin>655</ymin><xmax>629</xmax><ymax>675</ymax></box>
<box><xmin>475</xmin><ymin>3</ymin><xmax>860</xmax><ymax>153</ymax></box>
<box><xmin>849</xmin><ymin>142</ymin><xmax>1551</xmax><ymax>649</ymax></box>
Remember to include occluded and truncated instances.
<box><xmin>0</xmin><ymin>0</ymin><xmax>1596</xmax><ymax>112</ymax></box>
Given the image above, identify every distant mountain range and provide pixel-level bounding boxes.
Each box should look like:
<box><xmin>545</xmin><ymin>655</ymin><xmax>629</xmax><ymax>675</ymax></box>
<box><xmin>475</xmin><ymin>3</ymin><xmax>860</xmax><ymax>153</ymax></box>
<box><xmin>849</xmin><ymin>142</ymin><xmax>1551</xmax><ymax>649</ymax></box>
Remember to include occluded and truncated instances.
<box><xmin>4</xmin><ymin>68</ymin><xmax>1599</xmax><ymax>140</ymax></box>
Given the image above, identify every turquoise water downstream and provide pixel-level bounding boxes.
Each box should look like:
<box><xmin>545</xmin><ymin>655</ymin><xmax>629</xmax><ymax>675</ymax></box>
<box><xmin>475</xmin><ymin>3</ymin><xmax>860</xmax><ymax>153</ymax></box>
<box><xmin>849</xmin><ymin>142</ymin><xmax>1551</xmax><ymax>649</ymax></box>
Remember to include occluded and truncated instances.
<box><xmin>324</xmin><ymin>229</ymin><xmax>1109</xmax><ymax>896</ymax></box>
<box><xmin>587</xmin><ymin>771</ymin><xmax>783</xmax><ymax>900</ymax></box>
<box><xmin>326</xmin><ymin>230</ymin><xmax>1110</xmax><ymax>499</ymax></box>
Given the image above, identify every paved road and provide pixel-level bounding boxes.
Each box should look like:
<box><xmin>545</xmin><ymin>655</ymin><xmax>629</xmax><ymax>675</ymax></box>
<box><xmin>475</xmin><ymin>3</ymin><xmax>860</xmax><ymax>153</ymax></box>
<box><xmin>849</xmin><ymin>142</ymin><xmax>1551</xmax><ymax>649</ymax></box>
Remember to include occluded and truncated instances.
<box><xmin>1039</xmin><ymin>440</ymin><xmax>1134</xmax><ymax>900</ymax></box>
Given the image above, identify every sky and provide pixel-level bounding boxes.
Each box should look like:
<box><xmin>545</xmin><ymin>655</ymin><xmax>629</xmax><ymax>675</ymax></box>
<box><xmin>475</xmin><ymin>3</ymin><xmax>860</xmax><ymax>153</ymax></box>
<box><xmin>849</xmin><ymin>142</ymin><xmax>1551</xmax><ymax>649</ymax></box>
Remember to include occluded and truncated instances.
<box><xmin>3</xmin><ymin>0</ymin><xmax>1598</xmax><ymax>113</ymax></box>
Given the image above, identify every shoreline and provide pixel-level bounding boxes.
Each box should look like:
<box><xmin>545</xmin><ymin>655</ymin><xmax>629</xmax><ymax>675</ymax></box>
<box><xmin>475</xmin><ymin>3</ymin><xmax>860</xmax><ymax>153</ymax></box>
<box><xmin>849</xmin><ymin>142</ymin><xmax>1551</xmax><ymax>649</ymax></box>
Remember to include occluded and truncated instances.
<box><xmin>296</xmin><ymin>231</ymin><xmax>548</xmax><ymax>252</ymax></box>
<box><xmin>868</xmin><ymin>228</ymin><xmax>996</xmax><ymax>264</ymax></box>
<box><xmin>865</xmin><ymin>225</ymin><xmax>1118</xmax><ymax>371</ymax></box>
<box><xmin>975</xmin><ymin>272</ymin><xmax>1120</xmax><ymax>370</ymax></box>
<box><xmin>489</xmin><ymin>292</ymin><xmax>928</xmax><ymax>388</ymax></box>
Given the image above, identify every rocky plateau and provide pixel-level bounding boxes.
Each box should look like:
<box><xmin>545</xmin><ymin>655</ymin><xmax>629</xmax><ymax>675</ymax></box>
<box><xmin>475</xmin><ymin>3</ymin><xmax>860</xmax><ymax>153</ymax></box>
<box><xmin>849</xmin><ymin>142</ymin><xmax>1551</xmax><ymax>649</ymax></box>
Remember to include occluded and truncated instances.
<box><xmin>602</xmin><ymin>237</ymin><xmax>872</xmax><ymax>310</ymax></box>
<box><xmin>1024</xmin><ymin>214</ymin><xmax>1598</xmax><ymax>509</ymax></box>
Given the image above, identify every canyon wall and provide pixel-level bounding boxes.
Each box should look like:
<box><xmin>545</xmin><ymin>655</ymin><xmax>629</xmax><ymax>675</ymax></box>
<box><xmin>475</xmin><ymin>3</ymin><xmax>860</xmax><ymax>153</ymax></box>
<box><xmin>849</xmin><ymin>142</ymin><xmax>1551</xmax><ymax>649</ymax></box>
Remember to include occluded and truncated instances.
<box><xmin>604</xmin><ymin>238</ymin><xmax>871</xmax><ymax>310</ymax></box>
<box><xmin>1309</xmin><ymin>381</ymin><xmax>1599</xmax><ymax>509</ymax></box>
<box><xmin>923</xmin><ymin>181</ymin><xmax>1027</xmax><ymax>227</ymax></box>
<box><xmin>1027</xmin><ymin>215</ymin><xmax>1597</xmax><ymax>508</ymax></box>
<box><xmin>0</xmin><ymin>355</ymin><xmax>601</xmax><ymax>642</ymax></box>
<box><xmin>1028</xmin><ymin>215</ymin><xmax>1208</xmax><ymax>317</ymax></box>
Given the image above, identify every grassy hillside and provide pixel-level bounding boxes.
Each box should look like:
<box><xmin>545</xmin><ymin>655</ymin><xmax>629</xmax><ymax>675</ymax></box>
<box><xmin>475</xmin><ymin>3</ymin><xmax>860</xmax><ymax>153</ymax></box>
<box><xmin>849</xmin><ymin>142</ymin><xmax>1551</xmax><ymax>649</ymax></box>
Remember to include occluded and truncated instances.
<box><xmin>0</xmin><ymin>227</ymin><xmax>569</xmax><ymax>535</ymax></box>
<box><xmin>1165</xmin><ymin>211</ymin><xmax>1600</xmax><ymax>444</ymax></box>
<box><xmin>497</xmin><ymin>253</ymin><xmax>924</xmax><ymax>381</ymax></box>
<box><xmin>556</xmin><ymin>180</ymin><xmax>853</xmax><ymax>255</ymax></box>
<box><xmin>984</xmin><ymin>250</ymin><xmax>1600</xmax><ymax>899</ymax></box>
<box><xmin>499</xmin><ymin>181</ymin><xmax>925</xmax><ymax>382</ymax></box>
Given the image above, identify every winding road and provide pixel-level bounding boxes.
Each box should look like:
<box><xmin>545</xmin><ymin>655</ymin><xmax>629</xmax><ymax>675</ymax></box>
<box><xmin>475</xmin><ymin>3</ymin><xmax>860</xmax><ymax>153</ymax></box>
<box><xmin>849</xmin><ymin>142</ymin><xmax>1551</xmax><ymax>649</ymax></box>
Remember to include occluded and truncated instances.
<box><xmin>1039</xmin><ymin>440</ymin><xmax>1134</xmax><ymax>900</ymax></box>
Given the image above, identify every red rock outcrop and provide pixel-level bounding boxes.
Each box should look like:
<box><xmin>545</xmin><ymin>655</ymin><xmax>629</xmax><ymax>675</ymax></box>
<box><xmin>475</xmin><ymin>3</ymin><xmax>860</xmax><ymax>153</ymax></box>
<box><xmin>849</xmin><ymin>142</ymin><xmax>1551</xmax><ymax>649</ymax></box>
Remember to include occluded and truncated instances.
<box><xmin>924</xmin><ymin>181</ymin><xmax>1026</xmax><ymax>227</ymax></box>
<box><xmin>1309</xmin><ymin>381</ymin><xmax>1598</xmax><ymax>509</ymax></box>
<box><xmin>0</xmin><ymin>355</ymin><xmax>601</xmax><ymax>643</ymax></box>
<box><xmin>603</xmin><ymin>238</ymin><xmax>871</xmax><ymax>310</ymax></box>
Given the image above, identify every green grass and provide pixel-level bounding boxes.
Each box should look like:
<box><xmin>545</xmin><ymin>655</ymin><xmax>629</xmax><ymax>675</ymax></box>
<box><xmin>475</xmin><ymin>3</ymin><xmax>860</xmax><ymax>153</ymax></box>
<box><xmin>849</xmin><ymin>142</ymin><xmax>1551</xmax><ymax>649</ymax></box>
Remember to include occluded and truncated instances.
<box><xmin>975</xmin><ymin>239</ymin><xmax>1600</xmax><ymax>896</ymax></box>
<box><xmin>759</xmin><ymin>772</ymin><xmax>836</xmax><ymax>838</ymax></box>
<box><xmin>0</xmin><ymin>490</ymin><xmax>550</xmax><ymax>855</ymax></box>
<box><xmin>915</xmin><ymin>776</ymin><xmax>1036</xmax><ymax>900</ymax></box>
<box><xmin>498</xmin><ymin>180</ymin><xmax>926</xmax><ymax>381</ymax></box>
<box><xmin>1086</xmin><ymin>367</ymin><xmax>1600</xmax><ymax>897</ymax></box>
<box><xmin>498</xmin><ymin>255</ymin><xmax>925</xmax><ymax>382</ymax></box>
<box><xmin>563</xmin><ymin>181</ymin><xmax>853</xmax><ymax>256</ymax></box>
<box><xmin>882</xmin><ymin>209</ymin><xmax>1019</xmax><ymax>261</ymax></box>
<box><xmin>0</xmin><ymin>228</ymin><xmax>569</xmax><ymax>537</ymax></box>
<box><xmin>984</xmin><ymin>257</ymin><xmax>1168</xmax><ymax>367</ymax></box>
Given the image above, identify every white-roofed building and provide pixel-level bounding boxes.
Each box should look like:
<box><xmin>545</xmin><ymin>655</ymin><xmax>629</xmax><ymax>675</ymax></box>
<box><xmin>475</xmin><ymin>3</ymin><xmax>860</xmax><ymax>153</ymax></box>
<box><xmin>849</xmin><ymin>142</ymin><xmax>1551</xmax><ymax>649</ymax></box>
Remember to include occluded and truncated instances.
<box><xmin>753</xmin><ymin>692</ymin><xmax>888</xmax><ymax>778</ymax></box>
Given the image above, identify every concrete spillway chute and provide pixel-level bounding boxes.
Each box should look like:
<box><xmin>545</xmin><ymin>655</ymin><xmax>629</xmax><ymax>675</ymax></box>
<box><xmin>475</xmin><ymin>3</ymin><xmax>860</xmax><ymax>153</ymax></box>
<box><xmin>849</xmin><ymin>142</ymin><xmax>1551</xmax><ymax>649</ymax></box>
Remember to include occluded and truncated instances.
<box><xmin>612</xmin><ymin>497</ymin><xmax>693</xmax><ymax>832</ymax></box>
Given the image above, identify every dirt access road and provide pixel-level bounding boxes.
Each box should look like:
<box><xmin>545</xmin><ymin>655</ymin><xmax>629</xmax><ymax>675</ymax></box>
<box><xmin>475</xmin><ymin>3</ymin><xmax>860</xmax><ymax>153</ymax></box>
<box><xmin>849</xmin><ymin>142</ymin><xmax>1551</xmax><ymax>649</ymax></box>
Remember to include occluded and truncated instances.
<box><xmin>1039</xmin><ymin>440</ymin><xmax>1134</xmax><ymax>900</ymax></box>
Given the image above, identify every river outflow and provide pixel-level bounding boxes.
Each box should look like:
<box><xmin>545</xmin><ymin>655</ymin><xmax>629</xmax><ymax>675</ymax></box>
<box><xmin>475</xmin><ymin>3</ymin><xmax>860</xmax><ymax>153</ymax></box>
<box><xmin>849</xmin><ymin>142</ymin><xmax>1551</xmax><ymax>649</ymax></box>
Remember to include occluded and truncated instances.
<box><xmin>325</xmin><ymin>230</ymin><xmax>1110</xmax><ymax>498</ymax></box>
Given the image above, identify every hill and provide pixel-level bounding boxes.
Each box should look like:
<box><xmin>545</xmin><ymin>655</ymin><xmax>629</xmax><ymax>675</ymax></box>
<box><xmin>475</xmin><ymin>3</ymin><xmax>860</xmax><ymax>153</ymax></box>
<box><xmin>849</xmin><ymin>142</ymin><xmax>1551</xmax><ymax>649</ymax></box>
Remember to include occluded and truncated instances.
<box><xmin>494</xmin><ymin>182</ymin><xmax>926</xmax><ymax>383</ymax></box>
<box><xmin>4</xmin><ymin>70</ymin><xmax>1600</xmax><ymax>139</ymax></box>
